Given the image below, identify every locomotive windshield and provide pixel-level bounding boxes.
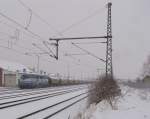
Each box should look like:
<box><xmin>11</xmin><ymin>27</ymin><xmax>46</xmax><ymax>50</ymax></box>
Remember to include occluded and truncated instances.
<box><xmin>20</xmin><ymin>74</ymin><xmax>50</xmax><ymax>80</ymax></box>
<box><xmin>21</xmin><ymin>74</ymin><xmax>39</xmax><ymax>80</ymax></box>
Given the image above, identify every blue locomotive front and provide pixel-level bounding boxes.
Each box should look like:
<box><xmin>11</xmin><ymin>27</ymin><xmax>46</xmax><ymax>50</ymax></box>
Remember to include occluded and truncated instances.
<box><xmin>18</xmin><ymin>73</ymin><xmax>49</xmax><ymax>89</ymax></box>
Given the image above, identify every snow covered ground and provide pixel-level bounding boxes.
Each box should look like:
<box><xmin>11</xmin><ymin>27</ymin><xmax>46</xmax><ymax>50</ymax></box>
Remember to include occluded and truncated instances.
<box><xmin>0</xmin><ymin>85</ymin><xmax>88</xmax><ymax>119</ymax></box>
<box><xmin>1</xmin><ymin>84</ymin><xmax>150</xmax><ymax>119</ymax></box>
<box><xmin>75</xmin><ymin>84</ymin><xmax>150</xmax><ymax>119</ymax></box>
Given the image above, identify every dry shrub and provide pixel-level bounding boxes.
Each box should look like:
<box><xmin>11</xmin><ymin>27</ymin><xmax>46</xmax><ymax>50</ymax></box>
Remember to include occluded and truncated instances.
<box><xmin>88</xmin><ymin>75</ymin><xmax>121</xmax><ymax>109</ymax></box>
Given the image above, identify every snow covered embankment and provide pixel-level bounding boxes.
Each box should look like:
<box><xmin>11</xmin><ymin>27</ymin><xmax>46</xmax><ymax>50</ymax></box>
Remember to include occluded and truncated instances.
<box><xmin>75</xmin><ymin>85</ymin><xmax>150</xmax><ymax>119</ymax></box>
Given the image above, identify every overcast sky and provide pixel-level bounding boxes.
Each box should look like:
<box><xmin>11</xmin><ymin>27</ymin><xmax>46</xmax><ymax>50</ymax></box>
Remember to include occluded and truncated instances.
<box><xmin>0</xmin><ymin>0</ymin><xmax>149</xmax><ymax>80</ymax></box>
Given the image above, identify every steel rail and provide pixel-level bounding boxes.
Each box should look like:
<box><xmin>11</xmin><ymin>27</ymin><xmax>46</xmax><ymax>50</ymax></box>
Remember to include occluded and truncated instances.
<box><xmin>43</xmin><ymin>91</ymin><xmax>97</xmax><ymax>119</ymax></box>
<box><xmin>44</xmin><ymin>95</ymin><xmax>88</xmax><ymax>119</ymax></box>
<box><xmin>0</xmin><ymin>87</ymin><xmax>51</xmax><ymax>95</ymax></box>
<box><xmin>0</xmin><ymin>87</ymin><xmax>86</xmax><ymax>109</ymax></box>
<box><xmin>0</xmin><ymin>84</ymin><xmax>85</xmax><ymax>95</ymax></box>
<box><xmin>0</xmin><ymin>86</ymin><xmax>85</xmax><ymax>105</ymax></box>
<box><xmin>0</xmin><ymin>85</ymin><xmax>86</xmax><ymax>100</ymax></box>
<box><xmin>17</xmin><ymin>91</ymin><xmax>89</xmax><ymax>119</ymax></box>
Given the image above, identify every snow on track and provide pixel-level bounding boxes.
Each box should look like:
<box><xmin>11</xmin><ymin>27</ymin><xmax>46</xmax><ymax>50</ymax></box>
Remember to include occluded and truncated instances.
<box><xmin>0</xmin><ymin>85</ymin><xmax>88</xmax><ymax>119</ymax></box>
<box><xmin>0</xmin><ymin>85</ymin><xmax>86</xmax><ymax>101</ymax></box>
<box><xmin>0</xmin><ymin>85</ymin><xmax>84</xmax><ymax>96</ymax></box>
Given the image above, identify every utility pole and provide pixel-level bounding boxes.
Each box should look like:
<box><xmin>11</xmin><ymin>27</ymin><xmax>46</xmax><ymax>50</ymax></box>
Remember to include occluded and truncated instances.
<box><xmin>67</xmin><ymin>62</ymin><xmax>70</xmax><ymax>80</ymax></box>
<box><xmin>106</xmin><ymin>2</ymin><xmax>113</xmax><ymax>79</ymax></box>
<box><xmin>25</xmin><ymin>52</ymin><xmax>40</xmax><ymax>73</ymax></box>
<box><xmin>37</xmin><ymin>54</ymin><xmax>40</xmax><ymax>74</ymax></box>
<box><xmin>97</xmin><ymin>68</ymin><xmax>101</xmax><ymax>78</ymax></box>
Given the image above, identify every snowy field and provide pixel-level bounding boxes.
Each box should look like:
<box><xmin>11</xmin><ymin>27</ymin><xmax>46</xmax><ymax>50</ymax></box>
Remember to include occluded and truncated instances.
<box><xmin>0</xmin><ymin>85</ymin><xmax>88</xmax><ymax>119</ymax></box>
<box><xmin>75</xmin><ymin>84</ymin><xmax>150</xmax><ymax>119</ymax></box>
<box><xmin>1</xmin><ymin>84</ymin><xmax>150</xmax><ymax>119</ymax></box>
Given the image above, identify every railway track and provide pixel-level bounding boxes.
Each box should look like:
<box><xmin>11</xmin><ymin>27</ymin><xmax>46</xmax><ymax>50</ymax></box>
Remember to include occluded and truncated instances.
<box><xmin>0</xmin><ymin>86</ymin><xmax>71</xmax><ymax>95</ymax></box>
<box><xmin>0</xmin><ymin>88</ymin><xmax>44</xmax><ymax>95</ymax></box>
<box><xmin>0</xmin><ymin>88</ymin><xmax>18</xmax><ymax>92</ymax></box>
<box><xmin>43</xmin><ymin>95</ymin><xmax>88</xmax><ymax>119</ymax></box>
<box><xmin>0</xmin><ymin>85</ymin><xmax>86</xmax><ymax>100</ymax></box>
<box><xmin>17</xmin><ymin>92</ymin><xmax>89</xmax><ymax>119</ymax></box>
<box><xmin>0</xmin><ymin>86</ymin><xmax>87</xmax><ymax>109</ymax></box>
<box><xmin>0</xmin><ymin>85</ymin><xmax>89</xmax><ymax>119</ymax></box>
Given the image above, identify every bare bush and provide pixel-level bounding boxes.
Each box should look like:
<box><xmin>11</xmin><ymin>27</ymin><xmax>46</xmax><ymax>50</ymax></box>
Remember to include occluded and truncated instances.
<box><xmin>88</xmin><ymin>75</ymin><xmax>121</xmax><ymax>109</ymax></box>
<box><xmin>142</xmin><ymin>54</ymin><xmax>150</xmax><ymax>78</ymax></box>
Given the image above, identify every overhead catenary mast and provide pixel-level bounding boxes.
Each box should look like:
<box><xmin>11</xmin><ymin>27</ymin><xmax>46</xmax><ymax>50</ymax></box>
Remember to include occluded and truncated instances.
<box><xmin>106</xmin><ymin>2</ymin><xmax>113</xmax><ymax>79</ymax></box>
<box><xmin>49</xmin><ymin>2</ymin><xmax>113</xmax><ymax>79</ymax></box>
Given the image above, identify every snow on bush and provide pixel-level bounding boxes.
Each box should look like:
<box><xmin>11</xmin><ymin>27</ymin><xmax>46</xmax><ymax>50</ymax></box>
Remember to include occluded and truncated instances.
<box><xmin>74</xmin><ymin>85</ymin><xmax>150</xmax><ymax>119</ymax></box>
<box><xmin>88</xmin><ymin>76</ymin><xmax>121</xmax><ymax>109</ymax></box>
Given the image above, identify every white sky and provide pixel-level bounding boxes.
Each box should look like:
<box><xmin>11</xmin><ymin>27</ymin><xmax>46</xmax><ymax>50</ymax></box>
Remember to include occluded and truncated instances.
<box><xmin>0</xmin><ymin>0</ymin><xmax>149</xmax><ymax>80</ymax></box>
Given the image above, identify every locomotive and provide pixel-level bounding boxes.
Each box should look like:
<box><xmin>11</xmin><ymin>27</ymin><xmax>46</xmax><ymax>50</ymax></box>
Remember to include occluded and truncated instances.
<box><xmin>18</xmin><ymin>73</ymin><xmax>83</xmax><ymax>89</ymax></box>
<box><xmin>18</xmin><ymin>73</ymin><xmax>50</xmax><ymax>88</ymax></box>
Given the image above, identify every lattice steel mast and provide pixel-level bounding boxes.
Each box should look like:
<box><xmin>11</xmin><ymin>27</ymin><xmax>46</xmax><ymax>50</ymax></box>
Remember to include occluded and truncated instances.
<box><xmin>106</xmin><ymin>2</ymin><xmax>113</xmax><ymax>78</ymax></box>
<box><xmin>49</xmin><ymin>2</ymin><xmax>113</xmax><ymax>79</ymax></box>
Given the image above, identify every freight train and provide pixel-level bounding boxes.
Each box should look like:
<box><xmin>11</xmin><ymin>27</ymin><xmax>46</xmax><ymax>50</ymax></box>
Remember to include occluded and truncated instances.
<box><xmin>18</xmin><ymin>73</ymin><xmax>84</xmax><ymax>89</ymax></box>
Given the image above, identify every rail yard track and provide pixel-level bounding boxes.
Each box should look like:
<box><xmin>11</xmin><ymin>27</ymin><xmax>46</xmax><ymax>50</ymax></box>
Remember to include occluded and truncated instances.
<box><xmin>0</xmin><ymin>85</ymin><xmax>86</xmax><ymax>100</ymax></box>
<box><xmin>0</xmin><ymin>84</ymin><xmax>89</xmax><ymax>119</ymax></box>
